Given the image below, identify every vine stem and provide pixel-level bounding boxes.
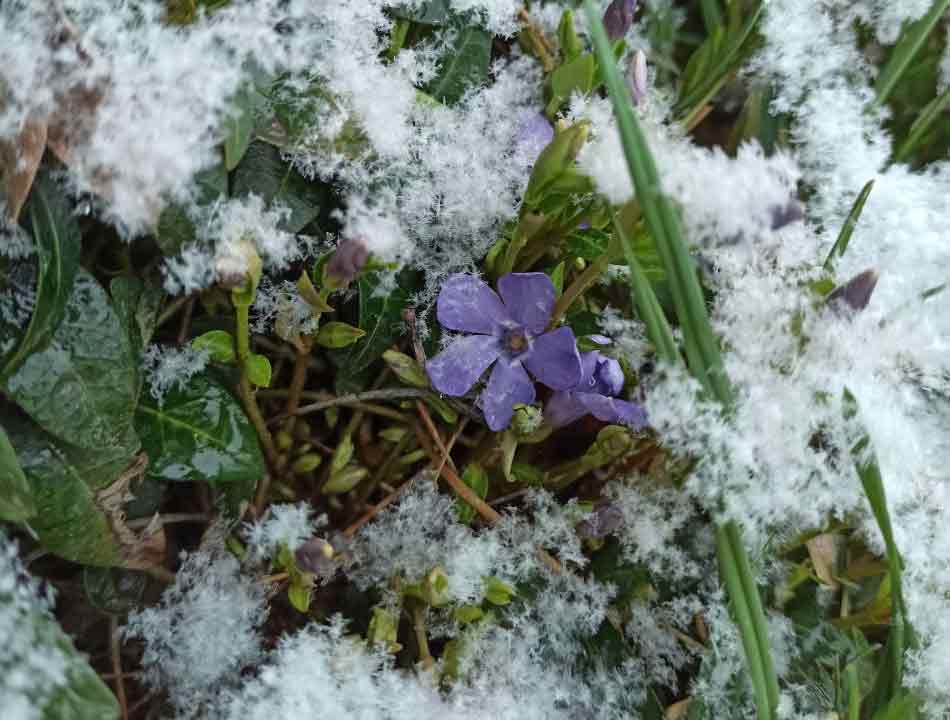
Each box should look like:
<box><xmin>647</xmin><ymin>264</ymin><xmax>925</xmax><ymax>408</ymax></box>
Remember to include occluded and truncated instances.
<box><xmin>109</xmin><ymin>616</ymin><xmax>129</xmax><ymax>720</ymax></box>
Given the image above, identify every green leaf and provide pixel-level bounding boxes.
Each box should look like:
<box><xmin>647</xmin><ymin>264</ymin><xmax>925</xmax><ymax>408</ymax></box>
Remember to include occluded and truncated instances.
<box><xmin>4</xmin><ymin>270</ymin><xmax>140</xmax><ymax>452</ymax></box>
<box><xmin>426</xmin><ymin>25</ymin><xmax>492</xmax><ymax>104</ymax></box>
<box><xmin>557</xmin><ymin>10</ymin><xmax>583</xmax><ymax>62</ymax></box>
<box><xmin>82</xmin><ymin>566</ymin><xmax>148</xmax><ymax>615</ymax></box>
<box><xmin>287</xmin><ymin>578</ymin><xmax>312</xmax><ymax>613</ymax></box>
<box><xmin>873</xmin><ymin>0</ymin><xmax>950</xmax><ymax>107</ymax></box>
<box><xmin>224</xmin><ymin>81</ymin><xmax>267</xmax><ymax>171</ymax></box>
<box><xmin>1</xmin><ymin>173</ymin><xmax>81</xmax><ymax>382</ymax></box>
<box><xmin>322</xmin><ymin>465</ymin><xmax>368</xmax><ymax>494</ymax></box>
<box><xmin>134</xmin><ymin>373</ymin><xmax>263</xmax><ymax>511</ymax></box>
<box><xmin>7</xmin><ymin>415</ymin><xmax>133</xmax><ymax>566</ymax></box>
<box><xmin>110</xmin><ymin>277</ymin><xmax>164</xmax><ymax>399</ymax></box>
<box><xmin>456</xmin><ymin>463</ymin><xmax>489</xmax><ymax>524</ymax></box>
<box><xmin>483</xmin><ymin>576</ymin><xmax>516</xmax><ymax>606</ymax></box>
<box><xmin>192</xmin><ymin>329</ymin><xmax>237</xmax><ymax>363</ymax></box>
<box><xmin>892</xmin><ymin>85</ymin><xmax>950</xmax><ymax>164</ymax></box>
<box><xmin>246</xmin><ymin>353</ymin><xmax>272</xmax><ymax>387</ymax></box>
<box><xmin>0</xmin><ymin>423</ymin><xmax>35</xmax><ymax>522</ymax></box>
<box><xmin>155</xmin><ymin>162</ymin><xmax>228</xmax><ymax>256</ymax></box>
<box><xmin>316</xmin><ymin>321</ymin><xmax>366</xmax><ymax>349</ymax></box>
<box><xmin>382</xmin><ymin>349</ymin><xmax>430</xmax><ymax>388</ymax></box>
<box><xmin>3</xmin><ymin>600</ymin><xmax>120</xmax><ymax>720</ymax></box>
<box><xmin>567</xmin><ymin>227</ymin><xmax>611</xmax><ymax>260</ymax></box>
<box><xmin>547</xmin><ymin>53</ymin><xmax>596</xmax><ymax>116</ymax></box>
<box><xmin>331</xmin><ymin>269</ymin><xmax>415</xmax><ymax>380</ymax></box>
<box><xmin>392</xmin><ymin>0</ymin><xmax>451</xmax><ymax>24</ymax></box>
<box><xmin>232</xmin><ymin>141</ymin><xmax>327</xmax><ymax>232</ymax></box>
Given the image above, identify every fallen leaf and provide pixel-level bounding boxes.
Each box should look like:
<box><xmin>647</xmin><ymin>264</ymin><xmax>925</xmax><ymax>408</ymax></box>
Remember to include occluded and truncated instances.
<box><xmin>806</xmin><ymin>532</ymin><xmax>840</xmax><ymax>590</ymax></box>
<box><xmin>0</xmin><ymin>114</ymin><xmax>47</xmax><ymax>222</ymax></box>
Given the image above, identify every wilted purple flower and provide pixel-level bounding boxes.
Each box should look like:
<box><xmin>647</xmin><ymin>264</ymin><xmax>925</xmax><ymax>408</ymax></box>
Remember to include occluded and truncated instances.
<box><xmin>827</xmin><ymin>269</ymin><xmax>878</xmax><ymax>314</ymax></box>
<box><xmin>603</xmin><ymin>0</ymin><xmax>637</xmax><ymax>42</ymax></box>
<box><xmin>325</xmin><ymin>237</ymin><xmax>369</xmax><ymax>287</ymax></box>
<box><xmin>769</xmin><ymin>200</ymin><xmax>805</xmax><ymax>230</ymax></box>
<box><xmin>627</xmin><ymin>49</ymin><xmax>648</xmax><ymax>107</ymax></box>
<box><xmin>516</xmin><ymin>112</ymin><xmax>555</xmax><ymax>167</ymax></box>
<box><xmin>577</xmin><ymin>503</ymin><xmax>625</xmax><ymax>540</ymax></box>
<box><xmin>295</xmin><ymin>537</ymin><xmax>336</xmax><ymax>578</ymax></box>
<box><xmin>426</xmin><ymin>273</ymin><xmax>582</xmax><ymax>431</ymax></box>
<box><xmin>545</xmin><ymin>350</ymin><xmax>647</xmax><ymax>428</ymax></box>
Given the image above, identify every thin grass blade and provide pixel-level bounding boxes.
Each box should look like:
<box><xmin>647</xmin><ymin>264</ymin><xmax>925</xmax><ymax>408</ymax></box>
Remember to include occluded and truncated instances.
<box><xmin>872</xmin><ymin>0</ymin><xmax>950</xmax><ymax>106</ymax></box>
<box><xmin>824</xmin><ymin>180</ymin><xmax>874</xmax><ymax>271</ymax></box>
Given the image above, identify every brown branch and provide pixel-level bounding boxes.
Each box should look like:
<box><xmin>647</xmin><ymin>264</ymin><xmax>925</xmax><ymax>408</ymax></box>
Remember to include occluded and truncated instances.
<box><xmin>343</xmin><ymin>477</ymin><xmax>414</xmax><ymax>536</ymax></box>
<box><xmin>266</xmin><ymin>388</ymin><xmax>431</xmax><ymax>425</ymax></box>
<box><xmin>109</xmin><ymin>616</ymin><xmax>129</xmax><ymax>720</ymax></box>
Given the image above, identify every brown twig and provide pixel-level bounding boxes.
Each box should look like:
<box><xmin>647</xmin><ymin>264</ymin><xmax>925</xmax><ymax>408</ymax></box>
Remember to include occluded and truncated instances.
<box><xmin>415</xmin><ymin>401</ymin><xmax>458</xmax><ymax>474</ymax></box>
<box><xmin>344</xmin><ymin>477</ymin><xmax>414</xmax><ymax>536</ymax></box>
<box><xmin>109</xmin><ymin>616</ymin><xmax>129</xmax><ymax>720</ymax></box>
<box><xmin>266</xmin><ymin>388</ymin><xmax>431</xmax><ymax>424</ymax></box>
<box><xmin>281</xmin><ymin>344</ymin><xmax>311</xmax><ymax>439</ymax></box>
<box><xmin>175</xmin><ymin>296</ymin><xmax>196</xmax><ymax>346</ymax></box>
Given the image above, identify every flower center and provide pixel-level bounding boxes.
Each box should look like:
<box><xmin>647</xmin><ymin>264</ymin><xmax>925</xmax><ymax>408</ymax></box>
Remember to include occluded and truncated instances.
<box><xmin>502</xmin><ymin>328</ymin><xmax>529</xmax><ymax>356</ymax></box>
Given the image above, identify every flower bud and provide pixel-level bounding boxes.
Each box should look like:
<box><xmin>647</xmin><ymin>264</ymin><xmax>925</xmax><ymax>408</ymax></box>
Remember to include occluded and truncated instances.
<box><xmin>511</xmin><ymin>403</ymin><xmax>544</xmax><ymax>437</ymax></box>
<box><xmin>603</xmin><ymin>0</ymin><xmax>637</xmax><ymax>42</ymax></box>
<box><xmin>577</xmin><ymin>503</ymin><xmax>624</xmax><ymax>539</ymax></box>
<box><xmin>627</xmin><ymin>49</ymin><xmax>648</xmax><ymax>106</ymax></box>
<box><xmin>294</xmin><ymin>537</ymin><xmax>335</xmax><ymax>576</ymax></box>
<box><xmin>827</xmin><ymin>269</ymin><xmax>878</xmax><ymax>314</ymax></box>
<box><xmin>769</xmin><ymin>199</ymin><xmax>805</xmax><ymax>230</ymax></box>
<box><xmin>324</xmin><ymin>237</ymin><xmax>368</xmax><ymax>289</ymax></box>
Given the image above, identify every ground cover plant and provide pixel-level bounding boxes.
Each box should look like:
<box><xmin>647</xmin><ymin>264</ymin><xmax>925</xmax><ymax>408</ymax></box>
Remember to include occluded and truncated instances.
<box><xmin>1</xmin><ymin>0</ymin><xmax>949</xmax><ymax>718</ymax></box>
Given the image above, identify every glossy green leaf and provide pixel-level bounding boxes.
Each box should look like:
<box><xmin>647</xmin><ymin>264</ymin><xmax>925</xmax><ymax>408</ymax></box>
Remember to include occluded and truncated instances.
<box><xmin>7</xmin><ymin>415</ymin><xmax>134</xmax><ymax>566</ymax></box>
<box><xmin>82</xmin><ymin>566</ymin><xmax>149</xmax><ymax>615</ymax></box>
<box><xmin>392</xmin><ymin>0</ymin><xmax>450</xmax><ymax>24</ymax></box>
<box><xmin>224</xmin><ymin>81</ymin><xmax>267</xmax><ymax>171</ymax></box>
<box><xmin>316</xmin><ymin>321</ymin><xmax>366</xmax><ymax>349</ymax></box>
<box><xmin>456</xmin><ymin>463</ymin><xmax>488</xmax><ymax>524</ymax></box>
<box><xmin>3</xmin><ymin>600</ymin><xmax>120</xmax><ymax>720</ymax></box>
<box><xmin>426</xmin><ymin>25</ymin><xmax>492</xmax><ymax>104</ymax></box>
<box><xmin>4</xmin><ymin>270</ymin><xmax>140</xmax><ymax>452</ymax></box>
<box><xmin>232</xmin><ymin>141</ymin><xmax>327</xmax><ymax>232</ymax></box>
<box><xmin>156</xmin><ymin>162</ymin><xmax>228</xmax><ymax>256</ymax></box>
<box><xmin>110</xmin><ymin>277</ymin><xmax>163</xmax><ymax>399</ymax></box>
<box><xmin>192</xmin><ymin>329</ymin><xmax>237</xmax><ymax>363</ymax></box>
<box><xmin>332</xmin><ymin>269</ymin><xmax>415</xmax><ymax>379</ymax></box>
<box><xmin>246</xmin><ymin>352</ymin><xmax>272</xmax><ymax>387</ymax></box>
<box><xmin>0</xmin><ymin>422</ymin><xmax>35</xmax><ymax>522</ymax></box>
<box><xmin>0</xmin><ymin>173</ymin><xmax>81</xmax><ymax>382</ymax></box>
<box><xmin>134</xmin><ymin>373</ymin><xmax>263</xmax><ymax>510</ymax></box>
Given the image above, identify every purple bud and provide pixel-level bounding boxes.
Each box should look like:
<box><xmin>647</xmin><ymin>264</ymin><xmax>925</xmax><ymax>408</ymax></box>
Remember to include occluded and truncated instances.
<box><xmin>627</xmin><ymin>49</ymin><xmax>648</xmax><ymax>106</ymax></box>
<box><xmin>603</xmin><ymin>0</ymin><xmax>637</xmax><ymax>42</ymax></box>
<box><xmin>827</xmin><ymin>269</ymin><xmax>878</xmax><ymax>314</ymax></box>
<box><xmin>577</xmin><ymin>503</ymin><xmax>624</xmax><ymax>539</ymax></box>
<box><xmin>326</xmin><ymin>237</ymin><xmax>369</xmax><ymax>287</ymax></box>
<box><xmin>294</xmin><ymin>538</ymin><xmax>336</xmax><ymax>578</ymax></box>
<box><xmin>769</xmin><ymin>200</ymin><xmax>805</xmax><ymax>230</ymax></box>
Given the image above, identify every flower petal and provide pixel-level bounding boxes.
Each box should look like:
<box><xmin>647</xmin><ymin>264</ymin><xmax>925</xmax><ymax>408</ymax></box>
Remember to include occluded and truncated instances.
<box><xmin>437</xmin><ymin>274</ymin><xmax>510</xmax><ymax>335</ymax></box>
<box><xmin>479</xmin><ymin>359</ymin><xmax>535</xmax><ymax>431</ymax></box>
<box><xmin>426</xmin><ymin>335</ymin><xmax>501</xmax><ymax>397</ymax></box>
<box><xmin>497</xmin><ymin>272</ymin><xmax>556</xmax><ymax>335</ymax></box>
<box><xmin>523</xmin><ymin>326</ymin><xmax>582</xmax><ymax>391</ymax></box>
<box><xmin>593</xmin><ymin>355</ymin><xmax>625</xmax><ymax>396</ymax></box>
<box><xmin>578</xmin><ymin>394</ymin><xmax>648</xmax><ymax>428</ymax></box>
<box><xmin>545</xmin><ymin>392</ymin><xmax>588</xmax><ymax>428</ymax></box>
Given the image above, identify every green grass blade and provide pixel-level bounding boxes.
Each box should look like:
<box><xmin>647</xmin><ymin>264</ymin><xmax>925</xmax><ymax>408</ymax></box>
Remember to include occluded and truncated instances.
<box><xmin>892</xmin><ymin>85</ymin><xmax>950</xmax><ymax>165</ymax></box>
<box><xmin>872</xmin><ymin>0</ymin><xmax>950</xmax><ymax>106</ymax></box>
<box><xmin>700</xmin><ymin>0</ymin><xmax>723</xmax><ymax>34</ymax></box>
<box><xmin>717</xmin><ymin>524</ymin><xmax>772</xmax><ymax>720</ymax></box>
<box><xmin>823</xmin><ymin>180</ymin><xmax>874</xmax><ymax>271</ymax></box>
<box><xmin>611</xmin><ymin>216</ymin><xmax>681</xmax><ymax>366</ymax></box>
<box><xmin>843</xmin><ymin>388</ymin><xmax>913</xmax><ymax>713</ymax></box>
<box><xmin>585</xmin><ymin>2</ymin><xmax>778</xmax><ymax>714</ymax></box>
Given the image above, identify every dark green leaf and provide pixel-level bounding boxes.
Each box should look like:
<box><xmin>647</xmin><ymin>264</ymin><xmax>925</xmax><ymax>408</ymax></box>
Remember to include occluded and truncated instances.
<box><xmin>0</xmin><ymin>422</ymin><xmax>35</xmax><ymax>522</ymax></box>
<box><xmin>392</xmin><ymin>0</ymin><xmax>451</xmax><ymax>24</ymax></box>
<box><xmin>110</xmin><ymin>277</ymin><xmax>164</xmax><ymax>400</ymax></box>
<box><xmin>873</xmin><ymin>0</ymin><xmax>950</xmax><ymax>107</ymax></box>
<box><xmin>567</xmin><ymin>228</ymin><xmax>611</xmax><ymax>260</ymax></box>
<box><xmin>134</xmin><ymin>373</ymin><xmax>263</xmax><ymax>512</ymax></box>
<box><xmin>224</xmin><ymin>82</ymin><xmax>267</xmax><ymax>171</ymax></box>
<box><xmin>4</xmin><ymin>270</ymin><xmax>140</xmax><ymax>452</ymax></box>
<box><xmin>0</xmin><ymin>173</ymin><xmax>81</xmax><ymax>382</ymax></box>
<box><xmin>331</xmin><ymin>269</ymin><xmax>415</xmax><ymax>380</ymax></box>
<box><xmin>457</xmin><ymin>463</ymin><xmax>489</xmax><ymax>524</ymax></box>
<box><xmin>426</xmin><ymin>25</ymin><xmax>492</xmax><ymax>104</ymax></box>
<box><xmin>232</xmin><ymin>141</ymin><xmax>327</xmax><ymax>232</ymax></box>
<box><xmin>155</xmin><ymin>162</ymin><xmax>228</xmax><ymax>256</ymax></box>
<box><xmin>7</xmin><ymin>415</ymin><xmax>133</xmax><ymax>566</ymax></box>
<box><xmin>82</xmin><ymin>566</ymin><xmax>149</xmax><ymax>615</ymax></box>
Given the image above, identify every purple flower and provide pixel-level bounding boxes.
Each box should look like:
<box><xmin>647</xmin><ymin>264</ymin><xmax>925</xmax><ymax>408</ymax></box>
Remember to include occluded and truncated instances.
<box><xmin>603</xmin><ymin>0</ymin><xmax>637</xmax><ymax>42</ymax></box>
<box><xmin>545</xmin><ymin>351</ymin><xmax>647</xmax><ymax>428</ymax></box>
<box><xmin>426</xmin><ymin>272</ymin><xmax>583</xmax><ymax>431</ymax></box>
<box><xmin>516</xmin><ymin>112</ymin><xmax>555</xmax><ymax>167</ymax></box>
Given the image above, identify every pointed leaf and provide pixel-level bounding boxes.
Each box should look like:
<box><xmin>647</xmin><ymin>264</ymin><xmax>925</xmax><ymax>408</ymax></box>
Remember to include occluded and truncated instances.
<box><xmin>0</xmin><ymin>423</ymin><xmax>35</xmax><ymax>522</ymax></box>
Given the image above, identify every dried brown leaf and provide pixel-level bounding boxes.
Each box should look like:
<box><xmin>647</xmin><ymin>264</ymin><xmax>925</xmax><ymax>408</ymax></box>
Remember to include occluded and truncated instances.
<box><xmin>0</xmin><ymin>115</ymin><xmax>47</xmax><ymax>222</ymax></box>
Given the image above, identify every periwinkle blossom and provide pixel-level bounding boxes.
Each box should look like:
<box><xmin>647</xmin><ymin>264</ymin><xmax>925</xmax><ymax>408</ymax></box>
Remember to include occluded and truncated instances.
<box><xmin>426</xmin><ymin>273</ymin><xmax>582</xmax><ymax>431</ymax></box>
<box><xmin>545</xmin><ymin>347</ymin><xmax>647</xmax><ymax>429</ymax></box>
<box><xmin>516</xmin><ymin>112</ymin><xmax>554</xmax><ymax>167</ymax></box>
